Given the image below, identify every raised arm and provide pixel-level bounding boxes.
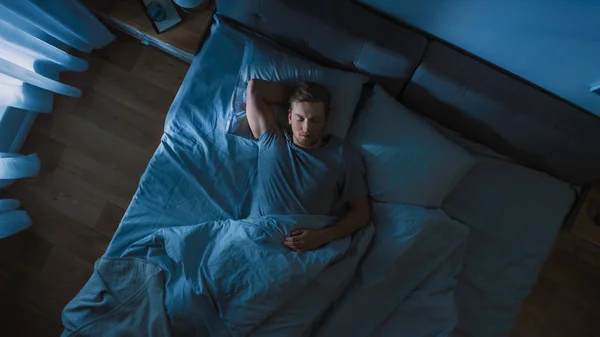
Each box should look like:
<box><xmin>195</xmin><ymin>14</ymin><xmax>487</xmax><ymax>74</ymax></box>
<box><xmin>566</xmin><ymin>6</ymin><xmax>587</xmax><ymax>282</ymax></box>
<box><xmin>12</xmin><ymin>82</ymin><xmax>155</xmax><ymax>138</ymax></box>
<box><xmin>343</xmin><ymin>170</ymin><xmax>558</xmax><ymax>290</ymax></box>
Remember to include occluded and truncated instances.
<box><xmin>246</xmin><ymin>79</ymin><xmax>292</xmax><ymax>139</ymax></box>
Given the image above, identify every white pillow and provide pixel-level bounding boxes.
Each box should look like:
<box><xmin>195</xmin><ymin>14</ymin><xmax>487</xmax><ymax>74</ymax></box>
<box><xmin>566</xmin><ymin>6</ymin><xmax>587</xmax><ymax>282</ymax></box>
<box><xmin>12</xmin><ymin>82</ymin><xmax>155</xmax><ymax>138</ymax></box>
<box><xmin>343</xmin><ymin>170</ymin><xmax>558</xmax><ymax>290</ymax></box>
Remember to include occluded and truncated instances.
<box><xmin>228</xmin><ymin>38</ymin><xmax>368</xmax><ymax>139</ymax></box>
<box><xmin>347</xmin><ymin>85</ymin><xmax>478</xmax><ymax>207</ymax></box>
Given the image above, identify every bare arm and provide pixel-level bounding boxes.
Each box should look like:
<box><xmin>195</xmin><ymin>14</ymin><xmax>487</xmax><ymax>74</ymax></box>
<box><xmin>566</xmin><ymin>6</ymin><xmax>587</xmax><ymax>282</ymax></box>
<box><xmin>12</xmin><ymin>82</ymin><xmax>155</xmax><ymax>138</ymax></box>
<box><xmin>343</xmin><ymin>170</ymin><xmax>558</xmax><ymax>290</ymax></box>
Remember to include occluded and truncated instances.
<box><xmin>246</xmin><ymin>79</ymin><xmax>292</xmax><ymax>139</ymax></box>
<box><xmin>284</xmin><ymin>197</ymin><xmax>371</xmax><ymax>251</ymax></box>
<box><xmin>319</xmin><ymin>197</ymin><xmax>371</xmax><ymax>243</ymax></box>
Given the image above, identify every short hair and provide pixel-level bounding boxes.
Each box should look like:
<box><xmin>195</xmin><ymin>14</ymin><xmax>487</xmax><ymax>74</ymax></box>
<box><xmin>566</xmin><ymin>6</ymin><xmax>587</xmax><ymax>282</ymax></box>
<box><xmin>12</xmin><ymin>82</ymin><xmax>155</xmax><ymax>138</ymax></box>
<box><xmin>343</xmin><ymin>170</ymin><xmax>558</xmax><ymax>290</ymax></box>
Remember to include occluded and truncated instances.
<box><xmin>289</xmin><ymin>82</ymin><xmax>331</xmax><ymax>117</ymax></box>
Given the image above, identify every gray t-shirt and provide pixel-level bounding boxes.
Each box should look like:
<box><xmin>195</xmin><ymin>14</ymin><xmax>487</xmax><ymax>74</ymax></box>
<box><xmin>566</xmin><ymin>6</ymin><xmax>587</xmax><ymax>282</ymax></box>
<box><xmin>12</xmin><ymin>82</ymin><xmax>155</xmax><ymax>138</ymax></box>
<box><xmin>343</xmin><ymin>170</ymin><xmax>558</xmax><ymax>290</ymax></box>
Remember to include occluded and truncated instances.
<box><xmin>250</xmin><ymin>128</ymin><xmax>368</xmax><ymax>216</ymax></box>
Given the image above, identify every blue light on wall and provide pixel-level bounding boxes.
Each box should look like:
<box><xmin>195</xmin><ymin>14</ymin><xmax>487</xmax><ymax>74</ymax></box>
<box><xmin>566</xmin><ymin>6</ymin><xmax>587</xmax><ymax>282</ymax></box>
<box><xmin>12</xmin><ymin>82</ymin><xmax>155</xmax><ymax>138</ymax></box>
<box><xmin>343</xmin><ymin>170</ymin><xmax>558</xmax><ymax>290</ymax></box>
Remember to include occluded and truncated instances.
<box><xmin>358</xmin><ymin>0</ymin><xmax>600</xmax><ymax>116</ymax></box>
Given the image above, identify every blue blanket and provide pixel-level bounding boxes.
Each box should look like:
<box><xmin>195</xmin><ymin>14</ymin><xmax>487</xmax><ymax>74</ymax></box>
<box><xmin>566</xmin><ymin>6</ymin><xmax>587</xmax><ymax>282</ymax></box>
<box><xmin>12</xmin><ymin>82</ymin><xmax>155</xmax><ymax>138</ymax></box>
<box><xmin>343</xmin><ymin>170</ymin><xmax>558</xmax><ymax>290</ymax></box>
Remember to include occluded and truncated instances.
<box><xmin>62</xmin><ymin>204</ymin><xmax>470</xmax><ymax>337</ymax></box>
<box><xmin>62</xmin><ymin>215</ymin><xmax>374</xmax><ymax>337</ymax></box>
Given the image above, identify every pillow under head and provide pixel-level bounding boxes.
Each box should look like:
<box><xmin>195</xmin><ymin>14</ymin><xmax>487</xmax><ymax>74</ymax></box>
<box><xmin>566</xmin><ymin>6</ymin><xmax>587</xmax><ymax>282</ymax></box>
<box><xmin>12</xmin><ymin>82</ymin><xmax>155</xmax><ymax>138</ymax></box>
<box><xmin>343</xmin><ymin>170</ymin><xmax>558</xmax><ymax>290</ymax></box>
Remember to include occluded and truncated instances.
<box><xmin>227</xmin><ymin>38</ymin><xmax>368</xmax><ymax>140</ymax></box>
<box><xmin>347</xmin><ymin>85</ymin><xmax>478</xmax><ymax>207</ymax></box>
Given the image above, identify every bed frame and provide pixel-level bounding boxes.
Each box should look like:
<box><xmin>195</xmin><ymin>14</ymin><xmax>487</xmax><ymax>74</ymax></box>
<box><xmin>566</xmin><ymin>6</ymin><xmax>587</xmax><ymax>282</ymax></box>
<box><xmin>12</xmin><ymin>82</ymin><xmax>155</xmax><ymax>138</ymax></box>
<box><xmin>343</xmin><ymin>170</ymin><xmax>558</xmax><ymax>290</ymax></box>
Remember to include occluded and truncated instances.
<box><xmin>216</xmin><ymin>0</ymin><xmax>600</xmax><ymax>187</ymax></box>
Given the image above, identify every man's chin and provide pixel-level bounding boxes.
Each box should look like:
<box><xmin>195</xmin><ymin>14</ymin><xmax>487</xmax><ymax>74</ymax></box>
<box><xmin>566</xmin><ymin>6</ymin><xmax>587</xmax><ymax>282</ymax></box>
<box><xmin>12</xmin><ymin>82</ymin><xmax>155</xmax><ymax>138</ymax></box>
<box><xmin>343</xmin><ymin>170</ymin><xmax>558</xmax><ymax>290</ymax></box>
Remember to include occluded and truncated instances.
<box><xmin>297</xmin><ymin>138</ymin><xmax>320</xmax><ymax>148</ymax></box>
<box><xmin>293</xmin><ymin>133</ymin><xmax>322</xmax><ymax>148</ymax></box>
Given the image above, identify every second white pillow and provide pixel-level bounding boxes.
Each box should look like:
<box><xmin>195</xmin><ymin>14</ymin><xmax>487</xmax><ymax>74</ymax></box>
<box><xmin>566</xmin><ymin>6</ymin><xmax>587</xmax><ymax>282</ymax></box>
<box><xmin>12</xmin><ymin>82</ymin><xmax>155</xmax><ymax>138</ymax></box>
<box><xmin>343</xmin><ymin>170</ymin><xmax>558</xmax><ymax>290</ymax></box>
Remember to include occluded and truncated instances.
<box><xmin>348</xmin><ymin>85</ymin><xmax>478</xmax><ymax>207</ymax></box>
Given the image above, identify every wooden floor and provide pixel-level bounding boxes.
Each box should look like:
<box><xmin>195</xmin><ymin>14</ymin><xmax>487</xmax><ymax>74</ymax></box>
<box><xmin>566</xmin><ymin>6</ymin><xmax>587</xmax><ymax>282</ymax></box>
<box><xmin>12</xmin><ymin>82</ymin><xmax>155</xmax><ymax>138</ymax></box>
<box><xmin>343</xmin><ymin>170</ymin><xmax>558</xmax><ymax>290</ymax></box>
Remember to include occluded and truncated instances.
<box><xmin>0</xmin><ymin>31</ymin><xmax>189</xmax><ymax>336</ymax></box>
<box><xmin>512</xmin><ymin>233</ymin><xmax>600</xmax><ymax>337</ymax></box>
<box><xmin>1</xmin><ymin>32</ymin><xmax>599</xmax><ymax>337</ymax></box>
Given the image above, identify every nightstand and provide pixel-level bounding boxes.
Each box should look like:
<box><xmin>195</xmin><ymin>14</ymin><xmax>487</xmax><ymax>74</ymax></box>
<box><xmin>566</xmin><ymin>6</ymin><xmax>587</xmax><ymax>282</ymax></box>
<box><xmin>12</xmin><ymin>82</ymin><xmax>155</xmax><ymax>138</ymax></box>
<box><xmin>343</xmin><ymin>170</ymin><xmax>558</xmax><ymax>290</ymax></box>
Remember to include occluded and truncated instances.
<box><xmin>82</xmin><ymin>0</ymin><xmax>214</xmax><ymax>63</ymax></box>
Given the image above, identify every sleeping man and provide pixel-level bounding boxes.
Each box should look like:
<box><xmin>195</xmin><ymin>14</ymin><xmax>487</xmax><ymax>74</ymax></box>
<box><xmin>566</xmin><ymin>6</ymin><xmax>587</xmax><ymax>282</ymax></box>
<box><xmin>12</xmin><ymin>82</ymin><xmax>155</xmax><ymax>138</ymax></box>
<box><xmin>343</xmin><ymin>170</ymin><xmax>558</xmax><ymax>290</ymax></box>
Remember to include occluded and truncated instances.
<box><xmin>246</xmin><ymin>79</ymin><xmax>371</xmax><ymax>251</ymax></box>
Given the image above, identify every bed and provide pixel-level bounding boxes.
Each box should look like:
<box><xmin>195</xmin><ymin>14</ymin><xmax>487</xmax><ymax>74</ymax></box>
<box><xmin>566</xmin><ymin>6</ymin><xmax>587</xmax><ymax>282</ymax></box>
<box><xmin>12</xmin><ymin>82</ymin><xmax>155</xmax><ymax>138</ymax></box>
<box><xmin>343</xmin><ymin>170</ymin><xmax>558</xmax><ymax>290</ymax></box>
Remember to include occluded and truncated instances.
<box><xmin>61</xmin><ymin>1</ymin><xmax>600</xmax><ymax>336</ymax></box>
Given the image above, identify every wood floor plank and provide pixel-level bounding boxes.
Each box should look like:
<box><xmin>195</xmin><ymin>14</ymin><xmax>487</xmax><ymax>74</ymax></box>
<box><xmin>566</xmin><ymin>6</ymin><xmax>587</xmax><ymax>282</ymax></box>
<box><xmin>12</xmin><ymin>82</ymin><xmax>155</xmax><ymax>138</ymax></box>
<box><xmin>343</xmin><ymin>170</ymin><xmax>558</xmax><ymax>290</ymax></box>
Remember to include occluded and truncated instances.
<box><xmin>131</xmin><ymin>46</ymin><xmax>189</xmax><ymax>94</ymax></box>
<box><xmin>29</xmin><ymin>214</ymin><xmax>109</xmax><ymax>264</ymax></box>
<box><xmin>56</xmin><ymin>45</ymin><xmax>107</xmax><ymax>96</ymax></box>
<box><xmin>90</xmin><ymin>54</ymin><xmax>175</xmax><ymax>122</ymax></box>
<box><xmin>51</xmin><ymin>83</ymin><xmax>83</xmax><ymax>113</ymax></box>
<box><xmin>70</xmin><ymin>89</ymin><xmax>164</xmax><ymax>154</ymax></box>
<box><xmin>1</xmin><ymin>301</ymin><xmax>64</xmax><ymax>337</ymax></box>
<box><xmin>19</xmin><ymin>129</ymin><xmax>66</xmax><ymax>175</ymax></box>
<box><xmin>35</xmin><ymin>111</ymin><xmax>151</xmax><ymax>180</ymax></box>
<box><xmin>93</xmin><ymin>31</ymin><xmax>144</xmax><ymax>72</ymax></box>
<box><xmin>95</xmin><ymin>201</ymin><xmax>126</xmax><ymax>236</ymax></box>
<box><xmin>10</xmin><ymin>172</ymin><xmax>106</xmax><ymax>228</ymax></box>
<box><xmin>6</xmin><ymin>185</ymin><xmax>110</xmax><ymax>263</ymax></box>
<box><xmin>541</xmin><ymin>247</ymin><xmax>600</xmax><ymax>301</ymax></box>
<box><xmin>512</xmin><ymin>237</ymin><xmax>600</xmax><ymax>336</ymax></box>
<box><xmin>546</xmin><ymin>294</ymin><xmax>591</xmax><ymax>336</ymax></box>
<box><xmin>0</xmin><ymin>230</ymin><xmax>54</xmax><ymax>274</ymax></box>
<box><xmin>586</xmin><ymin>308</ymin><xmax>600</xmax><ymax>336</ymax></box>
<box><xmin>18</xmin><ymin>245</ymin><xmax>94</xmax><ymax>322</ymax></box>
<box><xmin>57</xmin><ymin>147</ymin><xmax>139</xmax><ymax>209</ymax></box>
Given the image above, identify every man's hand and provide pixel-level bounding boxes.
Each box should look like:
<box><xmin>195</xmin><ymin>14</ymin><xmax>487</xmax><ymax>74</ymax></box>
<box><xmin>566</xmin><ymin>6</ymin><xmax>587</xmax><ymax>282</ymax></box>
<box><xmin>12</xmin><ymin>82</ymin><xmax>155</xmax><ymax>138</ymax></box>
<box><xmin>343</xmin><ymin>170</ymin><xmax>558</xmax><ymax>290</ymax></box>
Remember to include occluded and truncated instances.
<box><xmin>284</xmin><ymin>229</ymin><xmax>325</xmax><ymax>252</ymax></box>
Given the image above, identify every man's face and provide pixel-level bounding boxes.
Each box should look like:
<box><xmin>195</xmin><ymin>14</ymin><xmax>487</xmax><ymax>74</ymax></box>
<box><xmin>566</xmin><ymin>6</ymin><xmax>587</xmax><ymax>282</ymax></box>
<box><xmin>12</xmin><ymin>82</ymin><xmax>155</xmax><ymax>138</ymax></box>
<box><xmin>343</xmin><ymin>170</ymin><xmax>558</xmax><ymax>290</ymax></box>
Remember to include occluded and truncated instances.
<box><xmin>288</xmin><ymin>101</ymin><xmax>327</xmax><ymax>148</ymax></box>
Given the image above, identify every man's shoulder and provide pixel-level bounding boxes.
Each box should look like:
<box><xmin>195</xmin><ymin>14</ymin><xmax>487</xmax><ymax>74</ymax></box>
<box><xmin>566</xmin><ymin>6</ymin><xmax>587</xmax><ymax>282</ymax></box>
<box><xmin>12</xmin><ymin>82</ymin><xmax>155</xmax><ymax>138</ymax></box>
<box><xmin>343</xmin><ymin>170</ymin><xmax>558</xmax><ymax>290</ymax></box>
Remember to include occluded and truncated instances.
<box><xmin>257</xmin><ymin>127</ymin><xmax>288</xmax><ymax>147</ymax></box>
<box><xmin>324</xmin><ymin>135</ymin><xmax>346</xmax><ymax>150</ymax></box>
<box><xmin>320</xmin><ymin>136</ymin><xmax>361</xmax><ymax>168</ymax></box>
<box><xmin>335</xmin><ymin>138</ymin><xmax>364</xmax><ymax>166</ymax></box>
<box><xmin>327</xmin><ymin>136</ymin><xmax>358</xmax><ymax>154</ymax></box>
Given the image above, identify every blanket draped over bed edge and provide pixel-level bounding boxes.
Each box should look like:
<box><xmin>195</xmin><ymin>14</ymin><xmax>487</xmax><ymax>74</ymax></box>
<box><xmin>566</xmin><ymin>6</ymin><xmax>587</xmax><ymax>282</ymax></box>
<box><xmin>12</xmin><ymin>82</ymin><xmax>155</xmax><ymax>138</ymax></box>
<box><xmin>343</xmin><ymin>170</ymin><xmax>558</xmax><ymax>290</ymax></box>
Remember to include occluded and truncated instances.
<box><xmin>61</xmin><ymin>215</ymin><xmax>374</xmax><ymax>337</ymax></box>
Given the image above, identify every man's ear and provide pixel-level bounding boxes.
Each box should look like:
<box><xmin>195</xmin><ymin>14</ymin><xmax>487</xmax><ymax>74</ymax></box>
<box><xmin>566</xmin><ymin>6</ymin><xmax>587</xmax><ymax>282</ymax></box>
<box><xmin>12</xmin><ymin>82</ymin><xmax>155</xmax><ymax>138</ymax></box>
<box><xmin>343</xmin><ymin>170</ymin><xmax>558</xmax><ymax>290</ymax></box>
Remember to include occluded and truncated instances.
<box><xmin>288</xmin><ymin>108</ymin><xmax>292</xmax><ymax>125</ymax></box>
